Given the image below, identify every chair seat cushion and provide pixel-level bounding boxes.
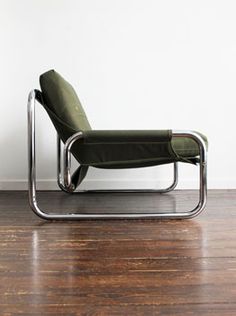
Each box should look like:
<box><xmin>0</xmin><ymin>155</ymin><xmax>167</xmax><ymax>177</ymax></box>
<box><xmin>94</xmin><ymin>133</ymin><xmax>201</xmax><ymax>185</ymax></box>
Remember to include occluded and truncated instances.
<box><xmin>71</xmin><ymin>130</ymin><xmax>208</xmax><ymax>169</ymax></box>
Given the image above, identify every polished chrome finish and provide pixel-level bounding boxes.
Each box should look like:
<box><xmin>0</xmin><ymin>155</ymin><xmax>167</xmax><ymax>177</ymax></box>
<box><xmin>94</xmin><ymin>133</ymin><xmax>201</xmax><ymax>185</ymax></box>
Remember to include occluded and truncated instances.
<box><xmin>172</xmin><ymin>130</ymin><xmax>207</xmax><ymax>218</ymax></box>
<box><xmin>28</xmin><ymin>89</ymin><xmax>207</xmax><ymax>220</ymax></box>
<box><xmin>28</xmin><ymin>90</ymin><xmax>51</xmax><ymax>220</ymax></box>
<box><xmin>57</xmin><ymin>135</ymin><xmax>71</xmax><ymax>193</ymax></box>
<box><xmin>63</xmin><ymin>132</ymin><xmax>83</xmax><ymax>192</ymax></box>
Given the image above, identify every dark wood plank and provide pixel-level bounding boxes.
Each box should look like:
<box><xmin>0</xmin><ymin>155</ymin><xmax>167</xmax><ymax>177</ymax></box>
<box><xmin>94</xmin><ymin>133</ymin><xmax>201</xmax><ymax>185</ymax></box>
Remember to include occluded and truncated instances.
<box><xmin>0</xmin><ymin>190</ymin><xmax>236</xmax><ymax>315</ymax></box>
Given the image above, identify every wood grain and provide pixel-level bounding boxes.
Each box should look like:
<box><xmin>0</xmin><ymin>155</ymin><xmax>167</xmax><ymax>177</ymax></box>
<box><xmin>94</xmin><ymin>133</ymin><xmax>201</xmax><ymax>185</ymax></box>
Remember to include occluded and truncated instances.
<box><xmin>0</xmin><ymin>190</ymin><xmax>236</xmax><ymax>315</ymax></box>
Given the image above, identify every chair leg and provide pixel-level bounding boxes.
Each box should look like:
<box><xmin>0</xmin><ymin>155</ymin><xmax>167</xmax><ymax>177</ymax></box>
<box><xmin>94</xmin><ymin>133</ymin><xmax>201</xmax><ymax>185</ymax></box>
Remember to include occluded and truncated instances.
<box><xmin>28</xmin><ymin>90</ymin><xmax>207</xmax><ymax>220</ymax></box>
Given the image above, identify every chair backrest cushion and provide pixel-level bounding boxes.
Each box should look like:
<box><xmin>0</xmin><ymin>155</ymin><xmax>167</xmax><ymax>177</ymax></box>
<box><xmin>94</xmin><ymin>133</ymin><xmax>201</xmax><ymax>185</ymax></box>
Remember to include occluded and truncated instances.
<box><xmin>39</xmin><ymin>70</ymin><xmax>91</xmax><ymax>187</ymax></box>
<box><xmin>40</xmin><ymin>69</ymin><xmax>91</xmax><ymax>132</ymax></box>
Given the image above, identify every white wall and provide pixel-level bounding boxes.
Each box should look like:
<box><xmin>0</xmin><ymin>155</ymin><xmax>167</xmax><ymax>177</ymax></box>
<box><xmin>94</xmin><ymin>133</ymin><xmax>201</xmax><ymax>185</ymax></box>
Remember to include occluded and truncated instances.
<box><xmin>0</xmin><ymin>0</ymin><xmax>236</xmax><ymax>190</ymax></box>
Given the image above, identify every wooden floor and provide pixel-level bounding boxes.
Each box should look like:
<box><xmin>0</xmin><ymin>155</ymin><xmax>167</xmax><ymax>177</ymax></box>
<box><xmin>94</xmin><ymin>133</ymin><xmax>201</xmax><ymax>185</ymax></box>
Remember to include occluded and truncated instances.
<box><xmin>0</xmin><ymin>190</ymin><xmax>236</xmax><ymax>315</ymax></box>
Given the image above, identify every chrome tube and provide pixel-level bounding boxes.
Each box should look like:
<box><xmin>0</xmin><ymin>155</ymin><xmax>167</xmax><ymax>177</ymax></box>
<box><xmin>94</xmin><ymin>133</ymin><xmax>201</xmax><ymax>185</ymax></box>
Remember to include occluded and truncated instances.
<box><xmin>57</xmin><ymin>135</ymin><xmax>72</xmax><ymax>193</ymax></box>
<box><xmin>28</xmin><ymin>90</ymin><xmax>52</xmax><ymax>220</ymax></box>
<box><xmin>172</xmin><ymin>130</ymin><xmax>207</xmax><ymax>218</ymax></box>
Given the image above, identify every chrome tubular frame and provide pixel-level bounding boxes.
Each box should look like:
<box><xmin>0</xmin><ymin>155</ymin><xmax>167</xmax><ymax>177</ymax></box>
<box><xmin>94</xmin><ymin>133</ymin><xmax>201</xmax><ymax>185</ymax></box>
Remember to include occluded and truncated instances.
<box><xmin>28</xmin><ymin>89</ymin><xmax>207</xmax><ymax>220</ymax></box>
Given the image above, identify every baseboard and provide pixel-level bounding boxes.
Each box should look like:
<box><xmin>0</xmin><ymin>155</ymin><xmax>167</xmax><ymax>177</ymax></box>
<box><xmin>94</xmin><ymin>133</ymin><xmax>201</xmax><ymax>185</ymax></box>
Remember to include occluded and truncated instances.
<box><xmin>0</xmin><ymin>178</ymin><xmax>198</xmax><ymax>190</ymax></box>
<box><xmin>0</xmin><ymin>178</ymin><xmax>234</xmax><ymax>190</ymax></box>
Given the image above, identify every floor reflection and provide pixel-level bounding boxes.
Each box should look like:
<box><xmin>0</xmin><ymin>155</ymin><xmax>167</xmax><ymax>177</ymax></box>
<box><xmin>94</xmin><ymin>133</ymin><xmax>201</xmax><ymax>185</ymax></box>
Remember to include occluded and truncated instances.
<box><xmin>37</xmin><ymin>190</ymin><xmax>199</xmax><ymax>215</ymax></box>
<box><xmin>29</xmin><ymin>218</ymin><xmax>208</xmax><ymax>307</ymax></box>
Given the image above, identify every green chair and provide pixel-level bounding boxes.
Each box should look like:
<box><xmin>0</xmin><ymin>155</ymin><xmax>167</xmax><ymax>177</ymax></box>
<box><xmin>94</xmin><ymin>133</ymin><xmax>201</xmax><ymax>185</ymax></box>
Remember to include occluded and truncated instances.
<box><xmin>27</xmin><ymin>70</ymin><xmax>207</xmax><ymax>220</ymax></box>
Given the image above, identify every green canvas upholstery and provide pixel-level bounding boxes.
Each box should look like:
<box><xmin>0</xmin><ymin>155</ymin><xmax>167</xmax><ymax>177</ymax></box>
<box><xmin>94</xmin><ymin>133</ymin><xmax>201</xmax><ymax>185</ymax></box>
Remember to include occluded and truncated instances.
<box><xmin>39</xmin><ymin>70</ymin><xmax>208</xmax><ymax>188</ymax></box>
<box><xmin>70</xmin><ymin>130</ymin><xmax>208</xmax><ymax>168</ymax></box>
<box><xmin>40</xmin><ymin>70</ymin><xmax>91</xmax><ymax>132</ymax></box>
